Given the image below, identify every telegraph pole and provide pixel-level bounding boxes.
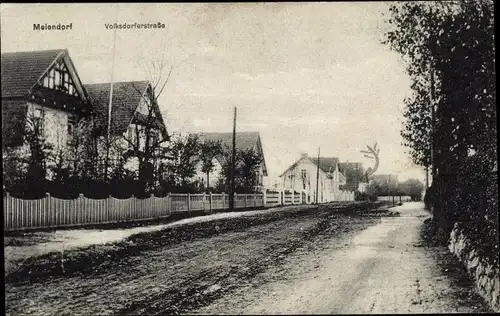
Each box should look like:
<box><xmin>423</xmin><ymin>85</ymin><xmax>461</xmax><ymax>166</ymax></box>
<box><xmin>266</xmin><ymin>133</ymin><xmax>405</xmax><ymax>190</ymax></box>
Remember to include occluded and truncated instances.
<box><xmin>316</xmin><ymin>147</ymin><xmax>320</xmax><ymax>204</ymax></box>
<box><xmin>389</xmin><ymin>174</ymin><xmax>392</xmax><ymax>206</ymax></box>
<box><xmin>229</xmin><ymin>107</ymin><xmax>237</xmax><ymax>210</ymax></box>
<box><xmin>104</xmin><ymin>8</ymin><xmax>118</xmax><ymax>182</ymax></box>
<box><xmin>429</xmin><ymin>6</ymin><xmax>437</xmax><ymax>185</ymax></box>
<box><xmin>425</xmin><ymin>165</ymin><xmax>429</xmax><ymax>188</ymax></box>
<box><xmin>354</xmin><ymin>162</ymin><xmax>359</xmax><ymax>194</ymax></box>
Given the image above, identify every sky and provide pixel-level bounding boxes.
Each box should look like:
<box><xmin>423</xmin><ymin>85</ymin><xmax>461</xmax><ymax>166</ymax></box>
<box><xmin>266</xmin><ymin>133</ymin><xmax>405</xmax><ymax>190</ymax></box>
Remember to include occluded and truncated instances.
<box><xmin>1</xmin><ymin>3</ymin><xmax>426</xmax><ymax>186</ymax></box>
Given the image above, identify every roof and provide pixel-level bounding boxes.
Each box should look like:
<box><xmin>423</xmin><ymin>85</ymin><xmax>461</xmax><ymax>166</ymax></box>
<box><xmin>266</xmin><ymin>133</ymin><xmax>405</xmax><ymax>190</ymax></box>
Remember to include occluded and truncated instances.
<box><xmin>194</xmin><ymin>132</ymin><xmax>260</xmax><ymax>152</ymax></box>
<box><xmin>338</xmin><ymin>162</ymin><xmax>365</xmax><ymax>175</ymax></box>
<box><xmin>279</xmin><ymin>155</ymin><xmax>340</xmax><ymax>178</ymax></box>
<box><xmin>190</xmin><ymin>132</ymin><xmax>267</xmax><ymax>176</ymax></box>
<box><xmin>85</xmin><ymin>81</ymin><xmax>167</xmax><ymax>138</ymax></box>
<box><xmin>1</xmin><ymin>49</ymin><xmax>66</xmax><ymax>98</ymax></box>
<box><xmin>1</xmin><ymin>99</ymin><xmax>28</xmax><ymax>148</ymax></box>
<box><xmin>317</xmin><ymin>157</ymin><xmax>340</xmax><ymax>174</ymax></box>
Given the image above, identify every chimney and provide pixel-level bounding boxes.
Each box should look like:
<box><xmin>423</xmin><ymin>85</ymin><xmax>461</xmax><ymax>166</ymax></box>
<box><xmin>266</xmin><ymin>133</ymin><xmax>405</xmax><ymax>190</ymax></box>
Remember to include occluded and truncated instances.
<box><xmin>301</xmin><ymin>153</ymin><xmax>308</xmax><ymax>158</ymax></box>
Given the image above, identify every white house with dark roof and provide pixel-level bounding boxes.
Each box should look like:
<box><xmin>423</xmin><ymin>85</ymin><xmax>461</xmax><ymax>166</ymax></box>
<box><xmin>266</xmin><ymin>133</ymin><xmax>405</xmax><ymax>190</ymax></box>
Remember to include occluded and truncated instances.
<box><xmin>1</xmin><ymin>49</ymin><xmax>93</xmax><ymax>180</ymax></box>
<box><xmin>279</xmin><ymin>153</ymin><xmax>347</xmax><ymax>203</ymax></box>
<box><xmin>1</xmin><ymin>49</ymin><xmax>91</xmax><ymax>151</ymax></box>
<box><xmin>85</xmin><ymin>81</ymin><xmax>169</xmax><ymax>174</ymax></box>
<box><xmin>188</xmin><ymin>132</ymin><xmax>268</xmax><ymax>191</ymax></box>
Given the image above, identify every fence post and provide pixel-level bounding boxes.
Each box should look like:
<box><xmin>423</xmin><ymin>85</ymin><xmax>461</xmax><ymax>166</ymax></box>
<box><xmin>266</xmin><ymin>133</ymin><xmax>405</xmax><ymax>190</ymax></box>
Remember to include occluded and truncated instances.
<box><xmin>167</xmin><ymin>193</ymin><xmax>172</xmax><ymax>216</ymax></box>
<box><xmin>46</xmin><ymin>192</ymin><xmax>51</xmax><ymax>228</ymax></box>
<box><xmin>263</xmin><ymin>191</ymin><xmax>267</xmax><ymax>208</ymax></box>
<box><xmin>203</xmin><ymin>192</ymin><xmax>206</xmax><ymax>212</ymax></box>
<box><xmin>291</xmin><ymin>191</ymin><xmax>294</xmax><ymax>205</ymax></box>
<box><xmin>222</xmin><ymin>192</ymin><xmax>226</xmax><ymax>209</ymax></box>
<box><xmin>244</xmin><ymin>194</ymin><xmax>247</xmax><ymax>209</ymax></box>
<box><xmin>209</xmin><ymin>192</ymin><xmax>213</xmax><ymax>213</ymax></box>
<box><xmin>188</xmin><ymin>193</ymin><xmax>191</xmax><ymax>213</ymax></box>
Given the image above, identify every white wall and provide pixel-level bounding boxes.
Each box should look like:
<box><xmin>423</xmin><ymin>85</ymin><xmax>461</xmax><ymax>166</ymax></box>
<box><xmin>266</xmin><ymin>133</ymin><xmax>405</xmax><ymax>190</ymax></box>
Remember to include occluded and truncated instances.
<box><xmin>27</xmin><ymin>102</ymin><xmax>71</xmax><ymax>151</ymax></box>
<box><xmin>192</xmin><ymin>158</ymin><xmax>223</xmax><ymax>188</ymax></box>
<box><xmin>279</xmin><ymin>157</ymin><xmax>344</xmax><ymax>202</ymax></box>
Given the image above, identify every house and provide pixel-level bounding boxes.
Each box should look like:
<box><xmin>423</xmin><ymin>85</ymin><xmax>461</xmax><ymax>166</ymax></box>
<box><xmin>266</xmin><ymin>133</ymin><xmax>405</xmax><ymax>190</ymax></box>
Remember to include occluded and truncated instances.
<box><xmin>279</xmin><ymin>153</ymin><xmax>347</xmax><ymax>203</ymax></box>
<box><xmin>338</xmin><ymin>162</ymin><xmax>368</xmax><ymax>193</ymax></box>
<box><xmin>84</xmin><ymin>81</ymin><xmax>169</xmax><ymax>175</ymax></box>
<box><xmin>1</xmin><ymin>49</ymin><xmax>92</xmax><ymax>174</ymax></box>
<box><xmin>189</xmin><ymin>132</ymin><xmax>268</xmax><ymax>191</ymax></box>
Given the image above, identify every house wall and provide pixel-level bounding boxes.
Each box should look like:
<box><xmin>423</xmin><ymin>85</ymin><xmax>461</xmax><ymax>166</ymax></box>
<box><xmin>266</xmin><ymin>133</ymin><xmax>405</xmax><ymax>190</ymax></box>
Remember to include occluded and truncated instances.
<box><xmin>28</xmin><ymin>102</ymin><xmax>71</xmax><ymax>151</ymax></box>
<box><xmin>280</xmin><ymin>157</ymin><xmax>320</xmax><ymax>197</ymax></box>
<box><xmin>192</xmin><ymin>158</ymin><xmax>223</xmax><ymax>188</ymax></box>
<box><xmin>279</xmin><ymin>157</ymin><xmax>343</xmax><ymax>202</ymax></box>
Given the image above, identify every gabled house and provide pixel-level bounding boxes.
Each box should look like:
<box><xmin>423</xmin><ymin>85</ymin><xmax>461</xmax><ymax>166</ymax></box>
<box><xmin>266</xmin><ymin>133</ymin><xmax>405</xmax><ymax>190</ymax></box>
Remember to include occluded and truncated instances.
<box><xmin>2</xmin><ymin>49</ymin><xmax>91</xmax><ymax>151</ymax></box>
<box><xmin>84</xmin><ymin>81</ymin><xmax>169</xmax><ymax>174</ymax></box>
<box><xmin>189</xmin><ymin>132</ymin><xmax>268</xmax><ymax>191</ymax></box>
<box><xmin>279</xmin><ymin>153</ymin><xmax>346</xmax><ymax>203</ymax></box>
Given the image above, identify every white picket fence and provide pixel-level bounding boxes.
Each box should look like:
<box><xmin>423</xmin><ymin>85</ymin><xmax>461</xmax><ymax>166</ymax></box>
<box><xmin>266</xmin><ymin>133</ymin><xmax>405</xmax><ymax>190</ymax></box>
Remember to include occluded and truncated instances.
<box><xmin>377</xmin><ymin>195</ymin><xmax>412</xmax><ymax>202</ymax></box>
<box><xmin>3</xmin><ymin>189</ymin><xmax>354</xmax><ymax>231</ymax></box>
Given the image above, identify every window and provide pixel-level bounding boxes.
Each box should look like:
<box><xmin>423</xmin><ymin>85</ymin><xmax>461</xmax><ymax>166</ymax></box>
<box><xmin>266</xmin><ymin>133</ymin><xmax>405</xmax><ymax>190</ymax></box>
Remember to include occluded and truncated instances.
<box><xmin>34</xmin><ymin>108</ymin><xmax>43</xmax><ymax>119</ymax></box>
<box><xmin>67</xmin><ymin>115</ymin><xmax>77</xmax><ymax>144</ymax></box>
<box><xmin>31</xmin><ymin>108</ymin><xmax>43</xmax><ymax>130</ymax></box>
<box><xmin>301</xmin><ymin>169</ymin><xmax>307</xmax><ymax>179</ymax></box>
<box><xmin>128</xmin><ymin>126</ymin><xmax>138</xmax><ymax>150</ymax></box>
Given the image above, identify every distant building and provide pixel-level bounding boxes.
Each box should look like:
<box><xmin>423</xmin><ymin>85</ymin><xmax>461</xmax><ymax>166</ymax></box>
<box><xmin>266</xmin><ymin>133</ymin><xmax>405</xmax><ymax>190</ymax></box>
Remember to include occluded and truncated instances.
<box><xmin>189</xmin><ymin>132</ymin><xmax>268</xmax><ymax>191</ymax></box>
<box><xmin>279</xmin><ymin>153</ymin><xmax>347</xmax><ymax>203</ymax></box>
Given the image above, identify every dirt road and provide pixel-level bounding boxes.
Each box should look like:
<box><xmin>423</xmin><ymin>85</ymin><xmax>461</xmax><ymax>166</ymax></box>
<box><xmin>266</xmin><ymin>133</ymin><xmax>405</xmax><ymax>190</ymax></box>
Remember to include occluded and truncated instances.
<box><xmin>5</xmin><ymin>202</ymin><xmax>489</xmax><ymax>315</ymax></box>
<box><xmin>194</xmin><ymin>202</ymin><xmax>489</xmax><ymax>314</ymax></box>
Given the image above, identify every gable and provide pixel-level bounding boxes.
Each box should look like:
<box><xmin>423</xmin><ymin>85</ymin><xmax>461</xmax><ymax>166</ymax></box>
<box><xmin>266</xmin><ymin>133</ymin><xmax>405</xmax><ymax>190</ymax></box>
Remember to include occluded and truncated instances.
<box><xmin>279</xmin><ymin>156</ymin><xmax>315</xmax><ymax>178</ymax></box>
<box><xmin>85</xmin><ymin>81</ymin><xmax>160</xmax><ymax>137</ymax></box>
<box><xmin>39</xmin><ymin>55</ymin><xmax>81</xmax><ymax>99</ymax></box>
<box><xmin>1</xmin><ymin>49</ymin><xmax>64</xmax><ymax>98</ymax></box>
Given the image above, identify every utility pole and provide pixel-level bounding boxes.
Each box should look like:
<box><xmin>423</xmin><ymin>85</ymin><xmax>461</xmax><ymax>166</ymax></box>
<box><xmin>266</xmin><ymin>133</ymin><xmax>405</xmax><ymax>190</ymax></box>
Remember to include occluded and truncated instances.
<box><xmin>229</xmin><ymin>107</ymin><xmax>237</xmax><ymax>211</ymax></box>
<box><xmin>389</xmin><ymin>174</ymin><xmax>392</xmax><ymax>206</ymax></box>
<box><xmin>429</xmin><ymin>6</ymin><xmax>437</xmax><ymax>185</ymax></box>
<box><xmin>316</xmin><ymin>147</ymin><xmax>320</xmax><ymax>204</ymax></box>
<box><xmin>430</xmin><ymin>66</ymin><xmax>436</xmax><ymax>183</ymax></box>
<box><xmin>104</xmin><ymin>9</ymin><xmax>118</xmax><ymax>182</ymax></box>
<box><xmin>425</xmin><ymin>165</ymin><xmax>429</xmax><ymax>188</ymax></box>
<box><xmin>354</xmin><ymin>162</ymin><xmax>359</xmax><ymax>195</ymax></box>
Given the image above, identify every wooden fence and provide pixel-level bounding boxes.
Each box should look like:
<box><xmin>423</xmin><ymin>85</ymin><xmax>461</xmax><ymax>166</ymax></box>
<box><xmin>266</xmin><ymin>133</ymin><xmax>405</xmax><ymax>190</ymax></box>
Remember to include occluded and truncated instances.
<box><xmin>3</xmin><ymin>189</ymin><xmax>355</xmax><ymax>231</ymax></box>
<box><xmin>3</xmin><ymin>192</ymin><xmax>264</xmax><ymax>231</ymax></box>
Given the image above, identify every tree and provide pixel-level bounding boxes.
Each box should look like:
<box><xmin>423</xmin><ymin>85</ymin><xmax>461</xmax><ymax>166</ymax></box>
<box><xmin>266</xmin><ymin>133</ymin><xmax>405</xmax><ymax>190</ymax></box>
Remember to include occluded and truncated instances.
<box><xmin>238</xmin><ymin>148</ymin><xmax>263</xmax><ymax>193</ymax></box>
<box><xmin>384</xmin><ymin>0</ymin><xmax>497</xmax><ymax>248</ymax></box>
<box><xmin>218</xmin><ymin>147</ymin><xmax>263</xmax><ymax>193</ymax></box>
<box><xmin>400</xmin><ymin>178</ymin><xmax>425</xmax><ymax>201</ymax></box>
<box><xmin>162</xmin><ymin>134</ymin><xmax>200</xmax><ymax>191</ymax></box>
<box><xmin>17</xmin><ymin>108</ymin><xmax>54</xmax><ymax>198</ymax></box>
<box><xmin>360</xmin><ymin>143</ymin><xmax>380</xmax><ymax>181</ymax></box>
<box><xmin>199</xmin><ymin>140</ymin><xmax>223</xmax><ymax>191</ymax></box>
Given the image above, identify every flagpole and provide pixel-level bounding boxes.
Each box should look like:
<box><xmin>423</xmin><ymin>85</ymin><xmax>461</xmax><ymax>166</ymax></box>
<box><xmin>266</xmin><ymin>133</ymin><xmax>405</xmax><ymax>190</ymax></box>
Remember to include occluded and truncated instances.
<box><xmin>104</xmin><ymin>10</ymin><xmax>118</xmax><ymax>182</ymax></box>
